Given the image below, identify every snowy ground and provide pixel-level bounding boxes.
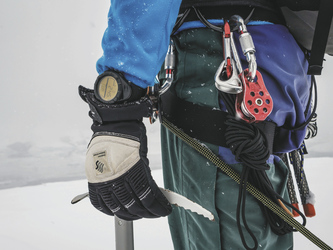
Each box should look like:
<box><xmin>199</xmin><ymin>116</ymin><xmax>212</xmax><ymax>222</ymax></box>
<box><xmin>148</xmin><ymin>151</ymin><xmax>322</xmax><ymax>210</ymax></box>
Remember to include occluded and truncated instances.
<box><xmin>0</xmin><ymin>170</ymin><xmax>173</xmax><ymax>250</ymax></box>
<box><xmin>1</xmin><ymin>159</ymin><xmax>333</xmax><ymax>250</ymax></box>
<box><xmin>1</xmin><ymin>1</ymin><xmax>333</xmax><ymax>249</ymax></box>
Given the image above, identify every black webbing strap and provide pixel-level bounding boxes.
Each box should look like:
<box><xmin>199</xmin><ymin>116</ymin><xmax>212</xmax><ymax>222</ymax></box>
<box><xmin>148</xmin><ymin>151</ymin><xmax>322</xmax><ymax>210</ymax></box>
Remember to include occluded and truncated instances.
<box><xmin>160</xmin><ymin>90</ymin><xmax>229</xmax><ymax>147</ymax></box>
<box><xmin>307</xmin><ymin>0</ymin><xmax>333</xmax><ymax>75</ymax></box>
<box><xmin>161</xmin><ymin>117</ymin><xmax>333</xmax><ymax>250</ymax></box>
<box><xmin>160</xmin><ymin>89</ymin><xmax>276</xmax><ymax>153</ymax></box>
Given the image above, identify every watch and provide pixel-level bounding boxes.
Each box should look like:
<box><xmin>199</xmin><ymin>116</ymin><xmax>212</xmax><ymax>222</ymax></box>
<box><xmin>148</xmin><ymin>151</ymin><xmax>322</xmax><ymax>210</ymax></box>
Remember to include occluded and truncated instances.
<box><xmin>94</xmin><ymin>71</ymin><xmax>132</xmax><ymax>104</ymax></box>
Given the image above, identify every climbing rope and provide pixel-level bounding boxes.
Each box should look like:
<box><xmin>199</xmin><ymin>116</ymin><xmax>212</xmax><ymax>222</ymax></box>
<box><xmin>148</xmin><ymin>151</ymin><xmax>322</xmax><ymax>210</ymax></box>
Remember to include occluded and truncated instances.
<box><xmin>161</xmin><ymin>117</ymin><xmax>332</xmax><ymax>250</ymax></box>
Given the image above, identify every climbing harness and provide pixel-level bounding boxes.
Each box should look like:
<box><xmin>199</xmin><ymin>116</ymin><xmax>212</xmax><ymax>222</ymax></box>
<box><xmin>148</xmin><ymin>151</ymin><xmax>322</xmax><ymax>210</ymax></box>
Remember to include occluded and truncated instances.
<box><xmin>149</xmin><ymin>6</ymin><xmax>328</xmax><ymax>250</ymax></box>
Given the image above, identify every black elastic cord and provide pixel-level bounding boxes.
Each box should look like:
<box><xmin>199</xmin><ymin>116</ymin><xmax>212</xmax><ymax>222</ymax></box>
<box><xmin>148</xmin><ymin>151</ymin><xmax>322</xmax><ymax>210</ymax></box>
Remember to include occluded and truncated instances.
<box><xmin>173</xmin><ymin>6</ymin><xmax>256</xmax><ymax>35</ymax></box>
<box><xmin>237</xmin><ymin>167</ymin><xmax>258</xmax><ymax>250</ymax></box>
<box><xmin>193</xmin><ymin>6</ymin><xmax>223</xmax><ymax>32</ymax></box>
<box><xmin>172</xmin><ymin>8</ymin><xmax>191</xmax><ymax>35</ymax></box>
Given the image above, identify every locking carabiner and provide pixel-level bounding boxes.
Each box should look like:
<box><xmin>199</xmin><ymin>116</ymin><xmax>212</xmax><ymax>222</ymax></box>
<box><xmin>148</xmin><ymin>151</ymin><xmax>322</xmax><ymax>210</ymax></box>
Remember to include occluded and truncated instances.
<box><xmin>229</xmin><ymin>15</ymin><xmax>257</xmax><ymax>81</ymax></box>
<box><xmin>160</xmin><ymin>39</ymin><xmax>176</xmax><ymax>95</ymax></box>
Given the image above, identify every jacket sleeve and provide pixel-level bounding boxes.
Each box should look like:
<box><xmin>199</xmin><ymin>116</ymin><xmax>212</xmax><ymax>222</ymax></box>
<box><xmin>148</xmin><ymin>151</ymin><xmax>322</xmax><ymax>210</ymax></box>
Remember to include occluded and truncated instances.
<box><xmin>96</xmin><ymin>0</ymin><xmax>182</xmax><ymax>88</ymax></box>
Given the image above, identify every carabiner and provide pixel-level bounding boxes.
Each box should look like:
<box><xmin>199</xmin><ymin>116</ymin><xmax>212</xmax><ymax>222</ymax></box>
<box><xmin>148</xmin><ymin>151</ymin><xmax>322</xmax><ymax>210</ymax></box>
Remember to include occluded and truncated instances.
<box><xmin>215</xmin><ymin>59</ymin><xmax>242</xmax><ymax>94</ymax></box>
<box><xmin>214</xmin><ymin>22</ymin><xmax>242</xmax><ymax>94</ymax></box>
<box><xmin>229</xmin><ymin>15</ymin><xmax>257</xmax><ymax>81</ymax></box>
<box><xmin>159</xmin><ymin>39</ymin><xmax>176</xmax><ymax>95</ymax></box>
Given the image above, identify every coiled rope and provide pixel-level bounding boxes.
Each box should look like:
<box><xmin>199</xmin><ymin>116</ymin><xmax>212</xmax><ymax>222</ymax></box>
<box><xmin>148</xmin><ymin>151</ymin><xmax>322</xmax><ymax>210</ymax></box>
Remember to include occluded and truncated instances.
<box><xmin>225</xmin><ymin>117</ymin><xmax>299</xmax><ymax>249</ymax></box>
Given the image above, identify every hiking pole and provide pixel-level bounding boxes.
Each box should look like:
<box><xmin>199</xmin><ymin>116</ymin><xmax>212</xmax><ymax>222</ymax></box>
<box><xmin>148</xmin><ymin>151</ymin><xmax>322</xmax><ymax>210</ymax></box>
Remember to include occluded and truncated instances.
<box><xmin>115</xmin><ymin>216</ymin><xmax>134</xmax><ymax>250</ymax></box>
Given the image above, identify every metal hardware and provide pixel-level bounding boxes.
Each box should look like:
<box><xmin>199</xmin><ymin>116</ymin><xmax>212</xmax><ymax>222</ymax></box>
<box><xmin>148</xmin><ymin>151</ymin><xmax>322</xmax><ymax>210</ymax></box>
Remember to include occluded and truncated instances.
<box><xmin>159</xmin><ymin>39</ymin><xmax>176</xmax><ymax>95</ymax></box>
<box><xmin>215</xmin><ymin>22</ymin><xmax>242</xmax><ymax>94</ymax></box>
<box><xmin>230</xmin><ymin>15</ymin><xmax>257</xmax><ymax>81</ymax></box>
<box><xmin>230</xmin><ymin>32</ymin><xmax>243</xmax><ymax>75</ymax></box>
<box><xmin>235</xmin><ymin>69</ymin><xmax>273</xmax><ymax>122</ymax></box>
<box><xmin>215</xmin><ymin>59</ymin><xmax>242</xmax><ymax>94</ymax></box>
<box><xmin>115</xmin><ymin>216</ymin><xmax>134</xmax><ymax>250</ymax></box>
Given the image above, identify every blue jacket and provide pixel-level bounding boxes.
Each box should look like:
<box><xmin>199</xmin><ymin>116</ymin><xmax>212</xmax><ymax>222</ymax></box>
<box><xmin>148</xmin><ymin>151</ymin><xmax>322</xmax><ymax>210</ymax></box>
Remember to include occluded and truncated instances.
<box><xmin>96</xmin><ymin>0</ymin><xmax>182</xmax><ymax>88</ymax></box>
<box><xmin>96</xmin><ymin>1</ymin><xmax>311</xmax><ymax>153</ymax></box>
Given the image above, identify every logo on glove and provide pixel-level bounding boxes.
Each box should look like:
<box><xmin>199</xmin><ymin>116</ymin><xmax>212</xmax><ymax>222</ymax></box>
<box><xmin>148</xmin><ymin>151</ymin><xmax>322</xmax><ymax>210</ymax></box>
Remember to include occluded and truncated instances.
<box><xmin>95</xmin><ymin>160</ymin><xmax>104</xmax><ymax>173</ymax></box>
<box><xmin>93</xmin><ymin>151</ymin><xmax>108</xmax><ymax>175</ymax></box>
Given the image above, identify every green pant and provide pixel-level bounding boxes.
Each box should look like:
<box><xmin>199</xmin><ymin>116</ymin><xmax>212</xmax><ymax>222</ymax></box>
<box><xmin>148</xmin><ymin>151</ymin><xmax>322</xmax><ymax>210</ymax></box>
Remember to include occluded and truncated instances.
<box><xmin>160</xmin><ymin>28</ymin><xmax>293</xmax><ymax>249</ymax></box>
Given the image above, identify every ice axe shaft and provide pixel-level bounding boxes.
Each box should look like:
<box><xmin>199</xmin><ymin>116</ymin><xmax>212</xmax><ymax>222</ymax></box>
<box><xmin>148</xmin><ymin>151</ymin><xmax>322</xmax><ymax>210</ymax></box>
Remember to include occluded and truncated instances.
<box><xmin>71</xmin><ymin>194</ymin><xmax>134</xmax><ymax>249</ymax></box>
<box><xmin>115</xmin><ymin>216</ymin><xmax>134</xmax><ymax>250</ymax></box>
<box><xmin>71</xmin><ymin>188</ymin><xmax>214</xmax><ymax>249</ymax></box>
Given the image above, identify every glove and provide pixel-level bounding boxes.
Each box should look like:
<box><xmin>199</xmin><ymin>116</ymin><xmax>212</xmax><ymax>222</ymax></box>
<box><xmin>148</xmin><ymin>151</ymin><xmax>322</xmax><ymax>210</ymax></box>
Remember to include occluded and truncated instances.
<box><xmin>79</xmin><ymin>72</ymin><xmax>172</xmax><ymax>221</ymax></box>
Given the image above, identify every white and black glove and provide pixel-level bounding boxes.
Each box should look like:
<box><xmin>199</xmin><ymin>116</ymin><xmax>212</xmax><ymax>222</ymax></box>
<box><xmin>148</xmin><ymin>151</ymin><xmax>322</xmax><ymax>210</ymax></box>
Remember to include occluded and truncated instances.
<box><xmin>78</xmin><ymin>72</ymin><xmax>171</xmax><ymax>221</ymax></box>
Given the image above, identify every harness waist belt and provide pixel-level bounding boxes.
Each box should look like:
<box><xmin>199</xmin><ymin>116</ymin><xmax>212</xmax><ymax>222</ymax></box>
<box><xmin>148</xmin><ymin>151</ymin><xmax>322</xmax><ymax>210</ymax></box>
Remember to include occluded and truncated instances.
<box><xmin>160</xmin><ymin>90</ymin><xmax>276</xmax><ymax>154</ymax></box>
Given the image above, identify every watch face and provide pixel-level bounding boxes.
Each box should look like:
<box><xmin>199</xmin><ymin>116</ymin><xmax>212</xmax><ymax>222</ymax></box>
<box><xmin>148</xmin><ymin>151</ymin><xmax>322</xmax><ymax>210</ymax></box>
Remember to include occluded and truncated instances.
<box><xmin>96</xmin><ymin>76</ymin><xmax>119</xmax><ymax>103</ymax></box>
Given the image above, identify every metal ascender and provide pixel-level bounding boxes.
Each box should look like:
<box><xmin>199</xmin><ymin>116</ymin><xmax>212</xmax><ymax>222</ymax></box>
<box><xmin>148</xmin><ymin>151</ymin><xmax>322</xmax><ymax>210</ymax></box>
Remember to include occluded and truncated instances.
<box><xmin>215</xmin><ymin>15</ymin><xmax>273</xmax><ymax>123</ymax></box>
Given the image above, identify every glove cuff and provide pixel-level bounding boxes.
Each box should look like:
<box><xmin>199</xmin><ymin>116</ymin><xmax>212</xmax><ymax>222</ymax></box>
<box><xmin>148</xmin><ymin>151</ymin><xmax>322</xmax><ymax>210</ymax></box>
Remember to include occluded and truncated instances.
<box><xmin>79</xmin><ymin>85</ymin><xmax>153</xmax><ymax>124</ymax></box>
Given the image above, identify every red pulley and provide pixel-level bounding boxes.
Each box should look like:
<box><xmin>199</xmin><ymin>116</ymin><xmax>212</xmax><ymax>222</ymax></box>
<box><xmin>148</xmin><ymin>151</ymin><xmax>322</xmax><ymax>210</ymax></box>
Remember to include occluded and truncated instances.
<box><xmin>235</xmin><ymin>69</ymin><xmax>273</xmax><ymax>123</ymax></box>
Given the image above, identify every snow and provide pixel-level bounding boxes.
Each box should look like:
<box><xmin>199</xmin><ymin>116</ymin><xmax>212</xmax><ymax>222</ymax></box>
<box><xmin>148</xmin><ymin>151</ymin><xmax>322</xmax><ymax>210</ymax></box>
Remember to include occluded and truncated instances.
<box><xmin>0</xmin><ymin>0</ymin><xmax>333</xmax><ymax>249</ymax></box>
<box><xmin>0</xmin><ymin>170</ymin><xmax>173</xmax><ymax>250</ymax></box>
<box><xmin>0</xmin><ymin>161</ymin><xmax>333</xmax><ymax>250</ymax></box>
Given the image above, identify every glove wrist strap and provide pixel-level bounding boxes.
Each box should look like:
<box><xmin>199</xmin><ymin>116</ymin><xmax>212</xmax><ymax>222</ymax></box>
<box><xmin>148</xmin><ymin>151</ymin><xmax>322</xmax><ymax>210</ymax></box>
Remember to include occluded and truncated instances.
<box><xmin>79</xmin><ymin>85</ymin><xmax>153</xmax><ymax>124</ymax></box>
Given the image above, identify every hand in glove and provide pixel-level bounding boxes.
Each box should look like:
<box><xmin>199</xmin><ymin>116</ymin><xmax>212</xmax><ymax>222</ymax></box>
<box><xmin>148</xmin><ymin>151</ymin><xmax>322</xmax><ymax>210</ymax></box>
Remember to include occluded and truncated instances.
<box><xmin>79</xmin><ymin>71</ymin><xmax>172</xmax><ymax>221</ymax></box>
